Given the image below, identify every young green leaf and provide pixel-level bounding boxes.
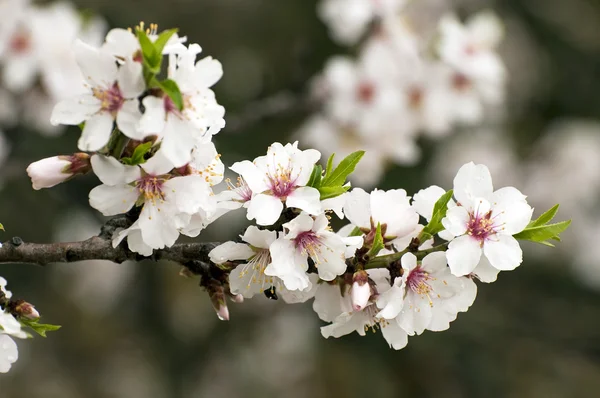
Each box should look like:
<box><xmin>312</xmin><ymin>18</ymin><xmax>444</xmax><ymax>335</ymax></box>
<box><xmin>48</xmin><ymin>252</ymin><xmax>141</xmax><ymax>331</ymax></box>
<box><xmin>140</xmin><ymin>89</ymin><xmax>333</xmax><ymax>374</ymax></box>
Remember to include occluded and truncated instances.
<box><xmin>307</xmin><ymin>164</ymin><xmax>323</xmax><ymax>189</ymax></box>
<box><xmin>348</xmin><ymin>227</ymin><xmax>363</xmax><ymax>237</ymax></box>
<box><xmin>367</xmin><ymin>223</ymin><xmax>385</xmax><ymax>258</ymax></box>
<box><xmin>514</xmin><ymin>220</ymin><xmax>571</xmax><ymax>246</ymax></box>
<box><xmin>121</xmin><ymin>141</ymin><xmax>154</xmax><ymax>165</ymax></box>
<box><xmin>421</xmin><ymin>189</ymin><xmax>454</xmax><ymax>237</ymax></box>
<box><xmin>324</xmin><ymin>154</ymin><xmax>335</xmax><ymax>179</ymax></box>
<box><xmin>527</xmin><ymin>204</ymin><xmax>559</xmax><ymax>228</ymax></box>
<box><xmin>157</xmin><ymin>79</ymin><xmax>184</xmax><ymax>111</ymax></box>
<box><xmin>19</xmin><ymin>318</ymin><xmax>61</xmax><ymax>338</ymax></box>
<box><xmin>153</xmin><ymin>28</ymin><xmax>178</xmax><ymax>55</ymax></box>
<box><xmin>136</xmin><ymin>29</ymin><xmax>160</xmax><ymax>73</ymax></box>
<box><xmin>321</xmin><ymin>151</ymin><xmax>365</xmax><ymax>187</ymax></box>
<box><xmin>0</xmin><ymin>223</ymin><xmax>4</xmax><ymax>231</ymax></box>
<box><xmin>318</xmin><ymin>185</ymin><xmax>349</xmax><ymax>200</ymax></box>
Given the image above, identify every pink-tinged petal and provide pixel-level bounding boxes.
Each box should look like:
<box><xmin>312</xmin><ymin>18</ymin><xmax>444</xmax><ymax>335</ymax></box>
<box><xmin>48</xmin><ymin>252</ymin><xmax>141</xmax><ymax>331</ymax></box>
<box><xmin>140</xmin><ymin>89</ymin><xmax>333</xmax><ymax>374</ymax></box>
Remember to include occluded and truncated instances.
<box><xmin>230</xmin><ymin>160</ymin><xmax>269</xmax><ymax>193</ymax></box>
<box><xmin>446</xmin><ymin>235</ymin><xmax>482</xmax><ymax>276</ymax></box>
<box><xmin>193</xmin><ymin>56</ymin><xmax>223</xmax><ymax>88</ymax></box>
<box><xmin>287</xmin><ymin>186</ymin><xmax>321</xmax><ymax>215</ymax></box>
<box><xmin>209</xmin><ymin>242</ymin><xmax>254</xmax><ymax>264</ymax></box>
<box><xmin>116</xmin><ymin>100</ymin><xmax>145</xmax><ymax>139</ymax></box>
<box><xmin>160</xmin><ymin>118</ymin><xmax>196</xmax><ymax>167</ymax></box>
<box><xmin>117</xmin><ymin>59</ymin><xmax>145</xmax><ymax>98</ymax></box>
<box><xmin>91</xmin><ymin>155</ymin><xmax>141</xmax><ymax>185</ymax></box>
<box><xmin>381</xmin><ymin>320</ymin><xmax>409</xmax><ymax>350</ymax></box>
<box><xmin>412</xmin><ymin>185</ymin><xmax>446</xmax><ymax>221</ymax></box>
<box><xmin>453</xmin><ymin>162</ymin><xmax>493</xmax><ymax>207</ymax></box>
<box><xmin>247</xmin><ymin>194</ymin><xmax>283</xmax><ymax>226</ymax></box>
<box><xmin>343</xmin><ymin>188</ymin><xmax>371</xmax><ymax>229</ymax></box>
<box><xmin>442</xmin><ymin>206</ymin><xmax>470</xmax><ymax>236</ymax></box>
<box><xmin>103</xmin><ymin>28</ymin><xmax>139</xmax><ymax>58</ymax></box>
<box><xmin>138</xmin><ymin>96</ymin><xmax>166</xmax><ymax>134</ymax></box>
<box><xmin>483</xmin><ymin>235</ymin><xmax>522</xmax><ymax>271</ymax></box>
<box><xmin>89</xmin><ymin>184</ymin><xmax>138</xmax><ymax>216</ymax></box>
<box><xmin>241</xmin><ymin>226</ymin><xmax>277</xmax><ymax>249</ymax></box>
<box><xmin>493</xmin><ymin>200</ymin><xmax>533</xmax><ymax>235</ymax></box>
<box><xmin>50</xmin><ymin>95</ymin><xmax>101</xmax><ymax>126</ymax></box>
<box><xmin>74</xmin><ymin>39</ymin><xmax>118</xmax><ymax>87</ymax></box>
<box><xmin>472</xmin><ymin>255</ymin><xmax>499</xmax><ymax>283</ymax></box>
<box><xmin>138</xmin><ymin>204</ymin><xmax>179</xmax><ymax>249</ymax></box>
<box><xmin>78</xmin><ymin>113</ymin><xmax>114</xmax><ymax>152</ymax></box>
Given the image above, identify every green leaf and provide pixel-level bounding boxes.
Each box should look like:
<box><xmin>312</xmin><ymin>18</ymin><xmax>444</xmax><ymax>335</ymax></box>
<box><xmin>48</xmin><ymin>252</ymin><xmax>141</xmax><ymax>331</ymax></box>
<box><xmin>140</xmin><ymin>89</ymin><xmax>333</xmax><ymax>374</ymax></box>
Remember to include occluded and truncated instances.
<box><xmin>307</xmin><ymin>164</ymin><xmax>323</xmax><ymax>189</ymax></box>
<box><xmin>321</xmin><ymin>151</ymin><xmax>365</xmax><ymax>187</ymax></box>
<box><xmin>157</xmin><ymin>79</ymin><xmax>184</xmax><ymax>111</ymax></box>
<box><xmin>367</xmin><ymin>223</ymin><xmax>385</xmax><ymax>258</ymax></box>
<box><xmin>514</xmin><ymin>220</ymin><xmax>571</xmax><ymax>246</ymax></box>
<box><xmin>318</xmin><ymin>185</ymin><xmax>349</xmax><ymax>200</ymax></box>
<box><xmin>136</xmin><ymin>29</ymin><xmax>161</xmax><ymax>73</ymax></box>
<box><xmin>121</xmin><ymin>141</ymin><xmax>154</xmax><ymax>166</ymax></box>
<box><xmin>528</xmin><ymin>204</ymin><xmax>559</xmax><ymax>228</ymax></box>
<box><xmin>153</xmin><ymin>28</ymin><xmax>178</xmax><ymax>56</ymax></box>
<box><xmin>422</xmin><ymin>189</ymin><xmax>454</xmax><ymax>237</ymax></box>
<box><xmin>324</xmin><ymin>154</ymin><xmax>335</xmax><ymax>179</ymax></box>
<box><xmin>348</xmin><ymin>227</ymin><xmax>363</xmax><ymax>237</ymax></box>
<box><xmin>19</xmin><ymin>318</ymin><xmax>61</xmax><ymax>338</ymax></box>
<box><xmin>0</xmin><ymin>223</ymin><xmax>4</xmax><ymax>231</ymax></box>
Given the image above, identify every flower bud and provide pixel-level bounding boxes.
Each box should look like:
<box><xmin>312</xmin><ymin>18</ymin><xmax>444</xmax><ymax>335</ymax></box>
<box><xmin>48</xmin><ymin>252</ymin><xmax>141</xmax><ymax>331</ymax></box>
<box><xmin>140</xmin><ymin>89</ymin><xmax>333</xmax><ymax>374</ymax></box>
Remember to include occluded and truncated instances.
<box><xmin>11</xmin><ymin>300</ymin><xmax>39</xmax><ymax>320</ymax></box>
<box><xmin>230</xmin><ymin>294</ymin><xmax>244</xmax><ymax>304</ymax></box>
<box><xmin>351</xmin><ymin>270</ymin><xmax>371</xmax><ymax>311</ymax></box>
<box><xmin>26</xmin><ymin>153</ymin><xmax>91</xmax><ymax>190</ymax></box>
<box><xmin>207</xmin><ymin>282</ymin><xmax>230</xmax><ymax>321</ymax></box>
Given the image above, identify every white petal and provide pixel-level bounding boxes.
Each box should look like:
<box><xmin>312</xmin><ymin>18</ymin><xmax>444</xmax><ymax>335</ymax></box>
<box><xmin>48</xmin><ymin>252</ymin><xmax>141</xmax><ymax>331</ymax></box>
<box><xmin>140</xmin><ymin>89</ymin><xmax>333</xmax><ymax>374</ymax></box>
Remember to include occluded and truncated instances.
<box><xmin>138</xmin><ymin>96</ymin><xmax>166</xmax><ymax>134</ymax></box>
<box><xmin>343</xmin><ymin>188</ymin><xmax>371</xmax><ymax>229</ymax></box>
<box><xmin>247</xmin><ymin>194</ymin><xmax>283</xmax><ymax>226</ymax></box>
<box><xmin>313</xmin><ymin>282</ymin><xmax>351</xmax><ymax>322</ymax></box>
<box><xmin>492</xmin><ymin>199</ymin><xmax>533</xmax><ymax>235</ymax></box>
<box><xmin>371</xmin><ymin>189</ymin><xmax>418</xmax><ymax>238</ymax></box>
<box><xmin>160</xmin><ymin>118</ymin><xmax>197</xmax><ymax>167</ymax></box>
<box><xmin>103</xmin><ymin>28</ymin><xmax>140</xmax><ymax>58</ymax></box>
<box><xmin>241</xmin><ymin>225</ymin><xmax>277</xmax><ymax>249</ymax></box>
<box><xmin>446</xmin><ymin>235</ymin><xmax>482</xmax><ymax>276</ymax></box>
<box><xmin>78</xmin><ymin>113</ymin><xmax>114</xmax><ymax>152</ymax></box>
<box><xmin>412</xmin><ymin>185</ymin><xmax>446</xmax><ymax>221</ymax></box>
<box><xmin>89</xmin><ymin>184</ymin><xmax>138</xmax><ymax>216</ymax></box>
<box><xmin>483</xmin><ymin>235</ymin><xmax>522</xmax><ymax>271</ymax></box>
<box><xmin>283</xmin><ymin>213</ymin><xmax>314</xmax><ymax>239</ymax></box>
<box><xmin>286</xmin><ymin>186</ymin><xmax>322</xmax><ymax>215</ymax></box>
<box><xmin>453</xmin><ymin>162</ymin><xmax>493</xmax><ymax>206</ymax></box>
<box><xmin>50</xmin><ymin>95</ymin><xmax>101</xmax><ymax>126</ymax></box>
<box><xmin>0</xmin><ymin>335</ymin><xmax>18</xmax><ymax>373</ymax></box>
<box><xmin>117</xmin><ymin>100</ymin><xmax>145</xmax><ymax>139</ymax></box>
<box><xmin>472</xmin><ymin>255</ymin><xmax>500</xmax><ymax>283</ymax></box>
<box><xmin>193</xmin><ymin>56</ymin><xmax>223</xmax><ymax>88</ymax></box>
<box><xmin>376</xmin><ymin>278</ymin><xmax>405</xmax><ymax>319</ymax></box>
<box><xmin>291</xmin><ymin>148</ymin><xmax>321</xmax><ymax>186</ymax></box>
<box><xmin>91</xmin><ymin>155</ymin><xmax>141</xmax><ymax>185</ymax></box>
<box><xmin>140</xmin><ymin>149</ymin><xmax>174</xmax><ymax>175</ymax></box>
<box><xmin>230</xmin><ymin>160</ymin><xmax>269</xmax><ymax>193</ymax></box>
<box><xmin>314</xmin><ymin>234</ymin><xmax>347</xmax><ymax>281</ymax></box>
<box><xmin>138</xmin><ymin>204</ymin><xmax>180</xmax><ymax>249</ymax></box>
<box><xmin>209</xmin><ymin>242</ymin><xmax>254</xmax><ymax>264</ymax></box>
<box><xmin>442</xmin><ymin>206</ymin><xmax>470</xmax><ymax>237</ymax></box>
<box><xmin>164</xmin><ymin>175</ymin><xmax>214</xmax><ymax>214</ymax></box>
<box><xmin>74</xmin><ymin>39</ymin><xmax>118</xmax><ymax>87</ymax></box>
<box><xmin>118</xmin><ymin>59</ymin><xmax>145</xmax><ymax>98</ymax></box>
<box><xmin>381</xmin><ymin>320</ymin><xmax>409</xmax><ymax>350</ymax></box>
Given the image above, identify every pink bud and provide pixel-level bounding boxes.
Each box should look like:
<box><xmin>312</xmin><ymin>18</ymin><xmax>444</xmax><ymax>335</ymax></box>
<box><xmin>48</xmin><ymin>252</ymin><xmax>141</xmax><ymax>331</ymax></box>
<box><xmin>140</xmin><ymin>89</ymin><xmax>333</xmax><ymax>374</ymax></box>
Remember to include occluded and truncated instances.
<box><xmin>351</xmin><ymin>270</ymin><xmax>371</xmax><ymax>311</ymax></box>
<box><xmin>230</xmin><ymin>294</ymin><xmax>244</xmax><ymax>304</ymax></box>
<box><xmin>13</xmin><ymin>300</ymin><xmax>40</xmax><ymax>320</ymax></box>
<box><xmin>26</xmin><ymin>153</ymin><xmax>91</xmax><ymax>190</ymax></box>
<box><xmin>215</xmin><ymin>303</ymin><xmax>229</xmax><ymax>321</ymax></box>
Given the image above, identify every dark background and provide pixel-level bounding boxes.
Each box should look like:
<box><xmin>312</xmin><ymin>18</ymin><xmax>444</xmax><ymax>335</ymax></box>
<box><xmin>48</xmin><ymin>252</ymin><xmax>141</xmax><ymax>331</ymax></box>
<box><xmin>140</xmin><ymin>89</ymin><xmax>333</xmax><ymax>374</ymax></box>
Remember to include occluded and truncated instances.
<box><xmin>0</xmin><ymin>0</ymin><xmax>599</xmax><ymax>397</ymax></box>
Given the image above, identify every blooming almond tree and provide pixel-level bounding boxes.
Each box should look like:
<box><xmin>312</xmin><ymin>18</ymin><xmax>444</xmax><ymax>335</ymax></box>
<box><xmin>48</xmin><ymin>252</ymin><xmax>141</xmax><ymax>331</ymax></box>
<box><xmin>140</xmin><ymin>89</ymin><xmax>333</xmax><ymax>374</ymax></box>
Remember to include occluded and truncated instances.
<box><xmin>0</xmin><ymin>12</ymin><xmax>571</xmax><ymax>375</ymax></box>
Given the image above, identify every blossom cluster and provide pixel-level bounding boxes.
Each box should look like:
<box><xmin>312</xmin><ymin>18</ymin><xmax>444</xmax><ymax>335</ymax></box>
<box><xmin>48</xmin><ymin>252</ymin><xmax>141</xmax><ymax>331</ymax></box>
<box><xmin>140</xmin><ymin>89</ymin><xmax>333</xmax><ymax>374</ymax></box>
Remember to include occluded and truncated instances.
<box><xmin>301</xmin><ymin>1</ymin><xmax>506</xmax><ymax>186</ymax></box>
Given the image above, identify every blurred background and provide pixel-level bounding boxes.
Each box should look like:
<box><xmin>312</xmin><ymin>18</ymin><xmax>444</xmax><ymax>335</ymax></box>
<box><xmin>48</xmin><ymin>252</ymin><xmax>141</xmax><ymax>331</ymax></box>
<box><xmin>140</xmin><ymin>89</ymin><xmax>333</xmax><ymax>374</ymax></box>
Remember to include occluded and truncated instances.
<box><xmin>0</xmin><ymin>0</ymin><xmax>598</xmax><ymax>397</ymax></box>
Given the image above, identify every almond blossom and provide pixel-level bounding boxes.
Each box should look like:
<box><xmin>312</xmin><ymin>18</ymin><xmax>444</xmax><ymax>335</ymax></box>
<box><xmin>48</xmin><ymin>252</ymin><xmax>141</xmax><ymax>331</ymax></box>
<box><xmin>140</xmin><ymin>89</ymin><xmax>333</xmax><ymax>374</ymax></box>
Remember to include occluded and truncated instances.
<box><xmin>230</xmin><ymin>142</ymin><xmax>322</xmax><ymax>226</ymax></box>
<box><xmin>442</xmin><ymin>162</ymin><xmax>533</xmax><ymax>277</ymax></box>
<box><xmin>50</xmin><ymin>40</ymin><xmax>145</xmax><ymax>151</ymax></box>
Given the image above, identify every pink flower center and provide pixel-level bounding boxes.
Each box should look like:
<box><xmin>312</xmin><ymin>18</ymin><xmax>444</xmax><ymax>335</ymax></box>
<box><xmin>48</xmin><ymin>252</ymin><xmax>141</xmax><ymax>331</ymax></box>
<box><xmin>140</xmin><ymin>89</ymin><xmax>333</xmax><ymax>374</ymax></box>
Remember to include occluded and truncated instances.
<box><xmin>266</xmin><ymin>159</ymin><xmax>299</xmax><ymax>199</ymax></box>
<box><xmin>93</xmin><ymin>83</ymin><xmax>125</xmax><ymax>115</ymax></box>
<box><xmin>294</xmin><ymin>231</ymin><xmax>323</xmax><ymax>260</ymax></box>
<box><xmin>164</xmin><ymin>96</ymin><xmax>178</xmax><ymax>114</ymax></box>
<box><xmin>452</xmin><ymin>73</ymin><xmax>471</xmax><ymax>92</ymax></box>
<box><xmin>406</xmin><ymin>267</ymin><xmax>432</xmax><ymax>296</ymax></box>
<box><xmin>226</xmin><ymin>177</ymin><xmax>253</xmax><ymax>203</ymax></box>
<box><xmin>356</xmin><ymin>82</ymin><xmax>375</xmax><ymax>103</ymax></box>
<box><xmin>9</xmin><ymin>31</ymin><xmax>30</xmax><ymax>54</ymax></box>
<box><xmin>408</xmin><ymin>86</ymin><xmax>424</xmax><ymax>109</ymax></box>
<box><xmin>136</xmin><ymin>175</ymin><xmax>168</xmax><ymax>203</ymax></box>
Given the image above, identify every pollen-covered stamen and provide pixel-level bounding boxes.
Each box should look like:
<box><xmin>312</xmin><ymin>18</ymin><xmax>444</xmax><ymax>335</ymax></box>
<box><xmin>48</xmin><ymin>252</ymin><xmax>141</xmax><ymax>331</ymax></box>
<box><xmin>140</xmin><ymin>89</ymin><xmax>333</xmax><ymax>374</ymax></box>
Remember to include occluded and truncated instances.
<box><xmin>93</xmin><ymin>83</ymin><xmax>125</xmax><ymax>115</ymax></box>
<box><xmin>294</xmin><ymin>231</ymin><xmax>327</xmax><ymax>264</ymax></box>
<box><xmin>135</xmin><ymin>175</ymin><xmax>169</xmax><ymax>204</ymax></box>
<box><xmin>406</xmin><ymin>267</ymin><xmax>435</xmax><ymax>307</ymax></box>
<box><xmin>265</xmin><ymin>151</ymin><xmax>300</xmax><ymax>199</ymax></box>
<box><xmin>226</xmin><ymin>177</ymin><xmax>252</xmax><ymax>202</ymax></box>
<box><xmin>466</xmin><ymin>200</ymin><xmax>505</xmax><ymax>244</ymax></box>
<box><xmin>363</xmin><ymin>304</ymin><xmax>390</xmax><ymax>333</ymax></box>
<box><xmin>238</xmin><ymin>249</ymin><xmax>274</xmax><ymax>293</ymax></box>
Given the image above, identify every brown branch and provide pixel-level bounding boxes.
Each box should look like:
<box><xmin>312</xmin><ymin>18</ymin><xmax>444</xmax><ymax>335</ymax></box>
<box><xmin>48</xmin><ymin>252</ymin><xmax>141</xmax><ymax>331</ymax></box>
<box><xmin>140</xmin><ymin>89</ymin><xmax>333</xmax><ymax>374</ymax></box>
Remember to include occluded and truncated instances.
<box><xmin>0</xmin><ymin>236</ymin><xmax>221</xmax><ymax>275</ymax></box>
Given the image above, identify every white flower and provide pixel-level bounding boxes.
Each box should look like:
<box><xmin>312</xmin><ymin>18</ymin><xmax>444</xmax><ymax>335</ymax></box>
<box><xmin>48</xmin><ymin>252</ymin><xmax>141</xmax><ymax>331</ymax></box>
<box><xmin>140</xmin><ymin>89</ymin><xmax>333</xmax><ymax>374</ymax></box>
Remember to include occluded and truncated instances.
<box><xmin>318</xmin><ymin>0</ymin><xmax>406</xmax><ymax>45</ymax></box>
<box><xmin>0</xmin><ymin>277</ymin><xmax>12</xmax><ymax>299</ymax></box>
<box><xmin>442</xmin><ymin>162</ymin><xmax>533</xmax><ymax>277</ymax></box>
<box><xmin>0</xmin><ymin>335</ymin><xmax>18</xmax><ymax>373</ymax></box>
<box><xmin>50</xmin><ymin>40</ymin><xmax>145</xmax><ymax>151</ymax></box>
<box><xmin>376</xmin><ymin>252</ymin><xmax>477</xmax><ymax>335</ymax></box>
<box><xmin>26</xmin><ymin>153</ymin><xmax>91</xmax><ymax>190</ymax></box>
<box><xmin>89</xmin><ymin>154</ymin><xmax>216</xmax><ymax>252</ymax></box>
<box><xmin>230</xmin><ymin>142</ymin><xmax>322</xmax><ymax>226</ymax></box>
<box><xmin>319</xmin><ymin>269</ymin><xmax>409</xmax><ymax>350</ymax></box>
<box><xmin>412</xmin><ymin>185</ymin><xmax>455</xmax><ymax>242</ymax></box>
<box><xmin>438</xmin><ymin>11</ymin><xmax>506</xmax><ymax>106</ymax></box>
<box><xmin>266</xmin><ymin>213</ymin><xmax>352</xmax><ymax>290</ymax></box>
<box><xmin>209</xmin><ymin>226</ymin><xmax>282</xmax><ymax>299</ymax></box>
<box><xmin>102</xmin><ymin>27</ymin><xmax>186</xmax><ymax>61</ymax></box>
<box><xmin>138</xmin><ymin>44</ymin><xmax>225</xmax><ymax>167</ymax></box>
<box><xmin>343</xmin><ymin>188</ymin><xmax>419</xmax><ymax>249</ymax></box>
<box><xmin>0</xmin><ymin>311</ymin><xmax>27</xmax><ymax>339</ymax></box>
